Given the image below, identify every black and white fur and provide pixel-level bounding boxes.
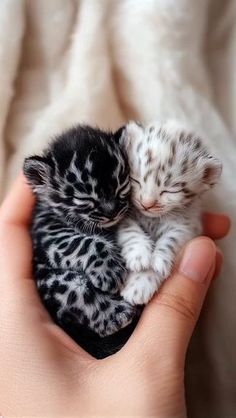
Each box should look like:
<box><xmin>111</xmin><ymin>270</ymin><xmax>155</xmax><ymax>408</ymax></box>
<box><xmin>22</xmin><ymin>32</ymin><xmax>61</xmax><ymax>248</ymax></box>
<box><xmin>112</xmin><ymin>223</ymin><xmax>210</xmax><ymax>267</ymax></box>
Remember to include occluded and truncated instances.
<box><xmin>118</xmin><ymin>120</ymin><xmax>222</xmax><ymax>305</ymax></box>
<box><xmin>24</xmin><ymin>125</ymin><xmax>138</xmax><ymax>338</ymax></box>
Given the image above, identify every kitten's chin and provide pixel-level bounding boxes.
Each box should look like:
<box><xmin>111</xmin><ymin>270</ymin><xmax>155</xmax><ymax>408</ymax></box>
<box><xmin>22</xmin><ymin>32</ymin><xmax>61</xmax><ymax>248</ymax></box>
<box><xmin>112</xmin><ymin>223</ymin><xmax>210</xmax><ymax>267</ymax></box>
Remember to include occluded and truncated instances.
<box><xmin>99</xmin><ymin>209</ymin><xmax>128</xmax><ymax>228</ymax></box>
<box><xmin>138</xmin><ymin>208</ymin><xmax>171</xmax><ymax>218</ymax></box>
<box><xmin>140</xmin><ymin>210</ymin><xmax>163</xmax><ymax>218</ymax></box>
<box><xmin>100</xmin><ymin>220</ymin><xmax>118</xmax><ymax>228</ymax></box>
<box><xmin>99</xmin><ymin>216</ymin><xmax>123</xmax><ymax>228</ymax></box>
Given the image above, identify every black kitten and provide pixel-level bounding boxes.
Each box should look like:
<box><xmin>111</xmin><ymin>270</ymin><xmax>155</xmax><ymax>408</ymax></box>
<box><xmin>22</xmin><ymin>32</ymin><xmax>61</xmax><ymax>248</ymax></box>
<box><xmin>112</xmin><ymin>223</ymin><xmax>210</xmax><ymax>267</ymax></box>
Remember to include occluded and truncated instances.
<box><xmin>24</xmin><ymin>125</ymin><xmax>140</xmax><ymax>350</ymax></box>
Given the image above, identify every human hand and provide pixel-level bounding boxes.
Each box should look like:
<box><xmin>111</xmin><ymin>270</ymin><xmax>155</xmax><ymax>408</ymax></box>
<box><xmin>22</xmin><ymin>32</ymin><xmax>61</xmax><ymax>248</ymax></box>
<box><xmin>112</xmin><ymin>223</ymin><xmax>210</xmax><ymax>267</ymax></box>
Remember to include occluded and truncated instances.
<box><xmin>0</xmin><ymin>174</ymin><xmax>230</xmax><ymax>417</ymax></box>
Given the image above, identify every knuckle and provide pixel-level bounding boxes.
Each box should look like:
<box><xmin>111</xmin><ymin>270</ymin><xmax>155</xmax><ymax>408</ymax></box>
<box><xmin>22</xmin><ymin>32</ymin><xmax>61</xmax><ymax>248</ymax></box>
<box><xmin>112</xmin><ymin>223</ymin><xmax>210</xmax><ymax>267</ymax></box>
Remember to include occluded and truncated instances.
<box><xmin>157</xmin><ymin>291</ymin><xmax>198</xmax><ymax>321</ymax></box>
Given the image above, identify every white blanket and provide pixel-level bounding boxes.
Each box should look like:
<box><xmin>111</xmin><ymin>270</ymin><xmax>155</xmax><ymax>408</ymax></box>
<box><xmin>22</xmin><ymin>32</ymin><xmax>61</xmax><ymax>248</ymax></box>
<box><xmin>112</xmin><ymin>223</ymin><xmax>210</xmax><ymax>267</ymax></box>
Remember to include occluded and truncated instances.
<box><xmin>1</xmin><ymin>1</ymin><xmax>235</xmax><ymax>416</ymax></box>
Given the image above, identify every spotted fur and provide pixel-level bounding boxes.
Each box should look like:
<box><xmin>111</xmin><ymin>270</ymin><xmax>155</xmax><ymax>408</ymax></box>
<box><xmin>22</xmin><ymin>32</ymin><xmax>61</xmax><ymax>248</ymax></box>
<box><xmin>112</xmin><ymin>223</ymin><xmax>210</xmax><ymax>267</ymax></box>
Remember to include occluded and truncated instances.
<box><xmin>24</xmin><ymin>125</ymin><xmax>139</xmax><ymax>337</ymax></box>
<box><xmin>118</xmin><ymin>120</ymin><xmax>222</xmax><ymax>305</ymax></box>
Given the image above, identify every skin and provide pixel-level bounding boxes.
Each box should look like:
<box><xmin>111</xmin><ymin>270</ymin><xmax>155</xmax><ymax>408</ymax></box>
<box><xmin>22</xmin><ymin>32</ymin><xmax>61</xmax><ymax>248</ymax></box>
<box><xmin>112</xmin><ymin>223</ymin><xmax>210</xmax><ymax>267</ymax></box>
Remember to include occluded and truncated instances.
<box><xmin>0</xmin><ymin>174</ymin><xmax>230</xmax><ymax>417</ymax></box>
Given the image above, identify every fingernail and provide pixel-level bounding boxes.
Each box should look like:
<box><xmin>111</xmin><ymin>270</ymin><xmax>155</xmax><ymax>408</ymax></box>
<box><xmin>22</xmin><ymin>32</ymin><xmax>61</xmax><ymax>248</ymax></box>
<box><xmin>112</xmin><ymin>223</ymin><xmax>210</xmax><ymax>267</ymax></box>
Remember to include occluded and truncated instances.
<box><xmin>179</xmin><ymin>238</ymin><xmax>216</xmax><ymax>283</ymax></box>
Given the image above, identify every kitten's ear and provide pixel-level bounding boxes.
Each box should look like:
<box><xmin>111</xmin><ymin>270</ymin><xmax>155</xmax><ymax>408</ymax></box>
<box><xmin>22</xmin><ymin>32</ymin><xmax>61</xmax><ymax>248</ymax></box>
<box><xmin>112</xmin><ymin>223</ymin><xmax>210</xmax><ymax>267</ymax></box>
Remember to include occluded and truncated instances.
<box><xmin>23</xmin><ymin>155</ymin><xmax>50</xmax><ymax>186</ymax></box>
<box><xmin>115</xmin><ymin>121</ymin><xmax>143</xmax><ymax>150</ymax></box>
<box><xmin>202</xmin><ymin>156</ymin><xmax>222</xmax><ymax>187</ymax></box>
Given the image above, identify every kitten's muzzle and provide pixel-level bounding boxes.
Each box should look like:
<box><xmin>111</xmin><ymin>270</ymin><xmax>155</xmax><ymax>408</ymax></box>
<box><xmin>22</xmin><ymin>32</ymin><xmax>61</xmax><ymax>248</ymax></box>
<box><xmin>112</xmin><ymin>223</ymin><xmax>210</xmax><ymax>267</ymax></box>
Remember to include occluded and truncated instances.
<box><xmin>100</xmin><ymin>205</ymin><xmax>128</xmax><ymax>227</ymax></box>
<box><xmin>100</xmin><ymin>201</ymin><xmax>118</xmax><ymax>218</ymax></box>
<box><xmin>140</xmin><ymin>200</ymin><xmax>162</xmax><ymax>211</ymax></box>
<box><xmin>134</xmin><ymin>199</ymin><xmax>164</xmax><ymax>217</ymax></box>
<box><xmin>101</xmin><ymin>202</ymin><xmax>128</xmax><ymax>219</ymax></box>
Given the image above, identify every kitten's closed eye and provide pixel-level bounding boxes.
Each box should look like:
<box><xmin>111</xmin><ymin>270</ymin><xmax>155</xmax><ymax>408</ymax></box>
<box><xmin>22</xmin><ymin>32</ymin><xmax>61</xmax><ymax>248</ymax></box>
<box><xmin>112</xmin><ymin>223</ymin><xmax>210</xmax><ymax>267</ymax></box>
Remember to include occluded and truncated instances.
<box><xmin>73</xmin><ymin>197</ymin><xmax>94</xmax><ymax>208</ymax></box>
<box><xmin>160</xmin><ymin>190</ymin><xmax>183</xmax><ymax>196</ymax></box>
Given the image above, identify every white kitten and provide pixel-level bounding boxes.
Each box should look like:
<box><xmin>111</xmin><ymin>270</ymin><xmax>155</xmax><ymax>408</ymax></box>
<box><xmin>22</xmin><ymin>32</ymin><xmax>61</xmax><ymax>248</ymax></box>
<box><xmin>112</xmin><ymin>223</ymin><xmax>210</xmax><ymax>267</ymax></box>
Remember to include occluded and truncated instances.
<box><xmin>118</xmin><ymin>120</ymin><xmax>222</xmax><ymax>305</ymax></box>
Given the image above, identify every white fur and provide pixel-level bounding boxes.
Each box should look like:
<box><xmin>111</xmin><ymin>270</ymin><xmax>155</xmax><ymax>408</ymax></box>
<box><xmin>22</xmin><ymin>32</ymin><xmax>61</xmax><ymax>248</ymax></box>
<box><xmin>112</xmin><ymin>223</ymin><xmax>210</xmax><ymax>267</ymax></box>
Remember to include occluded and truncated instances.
<box><xmin>118</xmin><ymin>218</ymin><xmax>153</xmax><ymax>272</ymax></box>
<box><xmin>118</xmin><ymin>121</ymin><xmax>219</xmax><ymax>305</ymax></box>
<box><xmin>121</xmin><ymin>270</ymin><xmax>158</xmax><ymax>305</ymax></box>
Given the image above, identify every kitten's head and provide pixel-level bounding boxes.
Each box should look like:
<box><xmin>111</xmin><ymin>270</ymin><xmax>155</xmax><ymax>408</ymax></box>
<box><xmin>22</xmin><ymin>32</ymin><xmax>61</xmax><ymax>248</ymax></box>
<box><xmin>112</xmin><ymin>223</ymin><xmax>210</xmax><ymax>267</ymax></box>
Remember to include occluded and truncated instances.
<box><xmin>24</xmin><ymin>125</ymin><xmax>130</xmax><ymax>229</ymax></box>
<box><xmin>120</xmin><ymin>120</ymin><xmax>222</xmax><ymax>217</ymax></box>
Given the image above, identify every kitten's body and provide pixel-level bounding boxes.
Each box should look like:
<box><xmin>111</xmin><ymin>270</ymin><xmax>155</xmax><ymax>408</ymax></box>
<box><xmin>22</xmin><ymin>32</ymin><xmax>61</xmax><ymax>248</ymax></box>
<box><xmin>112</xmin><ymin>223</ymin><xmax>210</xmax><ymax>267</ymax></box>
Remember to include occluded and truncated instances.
<box><xmin>118</xmin><ymin>121</ymin><xmax>222</xmax><ymax>305</ymax></box>
<box><xmin>24</xmin><ymin>125</ymin><xmax>139</xmax><ymax>339</ymax></box>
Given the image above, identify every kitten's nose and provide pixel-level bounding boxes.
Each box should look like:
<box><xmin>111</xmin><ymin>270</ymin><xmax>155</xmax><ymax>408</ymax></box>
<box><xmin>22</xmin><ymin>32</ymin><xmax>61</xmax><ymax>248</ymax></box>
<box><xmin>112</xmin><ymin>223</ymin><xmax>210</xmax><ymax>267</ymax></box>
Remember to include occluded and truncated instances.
<box><xmin>140</xmin><ymin>200</ymin><xmax>158</xmax><ymax>210</ymax></box>
<box><xmin>102</xmin><ymin>202</ymin><xmax>117</xmax><ymax>218</ymax></box>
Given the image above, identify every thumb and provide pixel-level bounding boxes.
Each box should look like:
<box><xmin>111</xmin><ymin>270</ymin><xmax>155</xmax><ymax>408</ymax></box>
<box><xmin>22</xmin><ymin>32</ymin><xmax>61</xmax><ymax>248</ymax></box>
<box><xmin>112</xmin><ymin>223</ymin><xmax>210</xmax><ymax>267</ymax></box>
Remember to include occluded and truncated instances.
<box><xmin>126</xmin><ymin>237</ymin><xmax>217</xmax><ymax>364</ymax></box>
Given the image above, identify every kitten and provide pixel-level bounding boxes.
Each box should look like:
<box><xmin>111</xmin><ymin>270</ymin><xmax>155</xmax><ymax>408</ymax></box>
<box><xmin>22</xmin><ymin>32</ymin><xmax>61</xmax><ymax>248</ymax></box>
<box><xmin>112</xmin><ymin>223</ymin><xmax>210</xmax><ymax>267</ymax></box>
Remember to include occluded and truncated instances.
<box><xmin>118</xmin><ymin>120</ymin><xmax>222</xmax><ymax>305</ymax></box>
<box><xmin>23</xmin><ymin>125</ymin><xmax>139</xmax><ymax>339</ymax></box>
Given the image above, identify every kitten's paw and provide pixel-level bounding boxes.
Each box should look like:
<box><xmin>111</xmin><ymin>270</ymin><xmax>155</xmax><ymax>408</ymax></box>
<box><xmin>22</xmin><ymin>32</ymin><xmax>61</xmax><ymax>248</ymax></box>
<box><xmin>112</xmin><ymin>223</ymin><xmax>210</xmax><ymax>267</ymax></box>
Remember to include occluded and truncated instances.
<box><xmin>90</xmin><ymin>270</ymin><xmax>126</xmax><ymax>294</ymax></box>
<box><xmin>97</xmin><ymin>301</ymin><xmax>138</xmax><ymax>337</ymax></box>
<box><xmin>121</xmin><ymin>270</ymin><xmax>158</xmax><ymax>305</ymax></box>
<box><xmin>88</xmin><ymin>255</ymin><xmax>126</xmax><ymax>294</ymax></box>
<box><xmin>123</xmin><ymin>244</ymin><xmax>152</xmax><ymax>272</ymax></box>
<box><xmin>151</xmin><ymin>254</ymin><xmax>173</xmax><ymax>280</ymax></box>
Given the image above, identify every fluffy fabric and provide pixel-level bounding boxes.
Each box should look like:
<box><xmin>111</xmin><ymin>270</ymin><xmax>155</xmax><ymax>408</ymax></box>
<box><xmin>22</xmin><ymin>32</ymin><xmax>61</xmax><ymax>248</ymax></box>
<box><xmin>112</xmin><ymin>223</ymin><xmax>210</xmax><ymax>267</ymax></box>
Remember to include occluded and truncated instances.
<box><xmin>1</xmin><ymin>1</ymin><xmax>236</xmax><ymax>416</ymax></box>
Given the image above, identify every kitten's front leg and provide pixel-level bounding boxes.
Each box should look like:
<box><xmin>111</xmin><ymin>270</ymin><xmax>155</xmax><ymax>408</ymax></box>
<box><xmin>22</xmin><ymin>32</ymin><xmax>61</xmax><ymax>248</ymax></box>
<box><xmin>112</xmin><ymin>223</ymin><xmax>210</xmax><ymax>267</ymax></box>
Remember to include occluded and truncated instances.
<box><xmin>151</xmin><ymin>222</ymin><xmax>200</xmax><ymax>287</ymax></box>
<box><xmin>121</xmin><ymin>270</ymin><xmax>159</xmax><ymax>305</ymax></box>
<box><xmin>117</xmin><ymin>218</ymin><xmax>153</xmax><ymax>272</ymax></box>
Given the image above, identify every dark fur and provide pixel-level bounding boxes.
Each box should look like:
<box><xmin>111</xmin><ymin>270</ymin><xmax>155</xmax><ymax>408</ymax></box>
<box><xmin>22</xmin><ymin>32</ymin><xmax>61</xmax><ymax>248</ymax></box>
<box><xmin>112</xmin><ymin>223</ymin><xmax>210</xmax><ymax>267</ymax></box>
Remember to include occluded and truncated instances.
<box><xmin>24</xmin><ymin>125</ymin><xmax>140</xmax><ymax>356</ymax></box>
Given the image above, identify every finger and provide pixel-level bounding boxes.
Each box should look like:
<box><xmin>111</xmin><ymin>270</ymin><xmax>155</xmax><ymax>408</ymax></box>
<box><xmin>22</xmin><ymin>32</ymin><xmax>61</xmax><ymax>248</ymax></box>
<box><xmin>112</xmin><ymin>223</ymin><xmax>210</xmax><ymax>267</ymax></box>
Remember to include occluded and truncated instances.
<box><xmin>0</xmin><ymin>174</ymin><xmax>95</xmax><ymax>361</ymax></box>
<box><xmin>202</xmin><ymin>212</ymin><xmax>231</xmax><ymax>240</ymax></box>
<box><xmin>124</xmin><ymin>237</ymin><xmax>216</xmax><ymax>365</ymax></box>
<box><xmin>0</xmin><ymin>174</ymin><xmax>34</xmax><ymax>280</ymax></box>
<box><xmin>0</xmin><ymin>172</ymin><xmax>34</xmax><ymax>226</ymax></box>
